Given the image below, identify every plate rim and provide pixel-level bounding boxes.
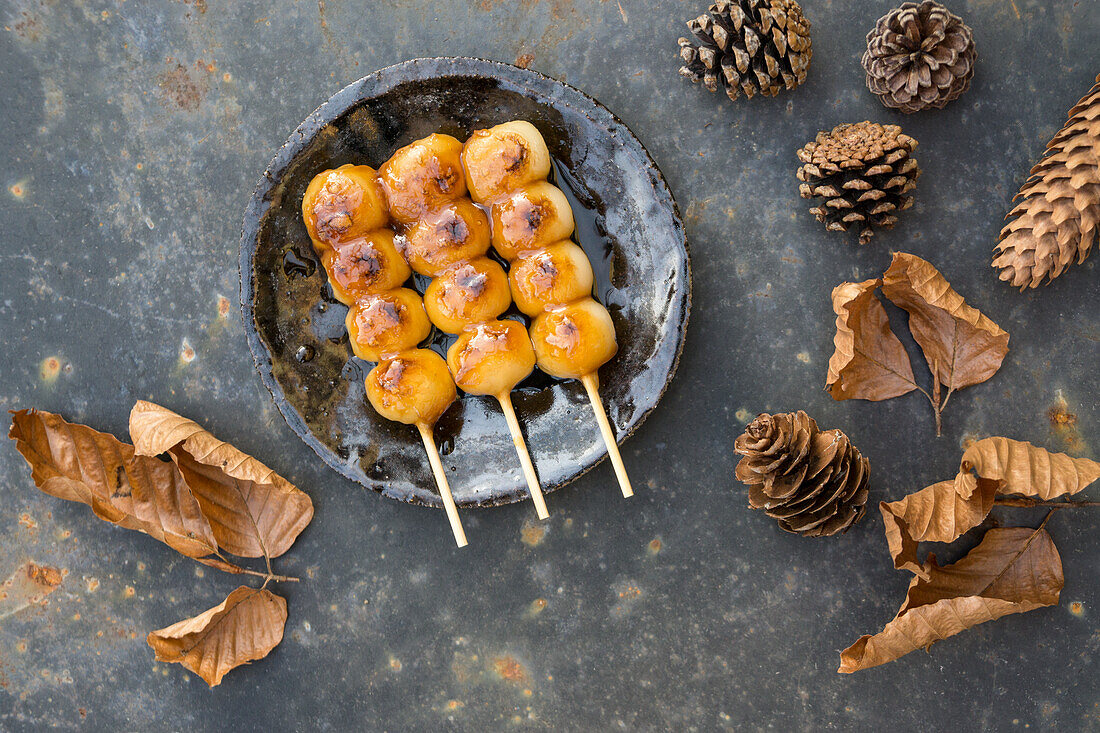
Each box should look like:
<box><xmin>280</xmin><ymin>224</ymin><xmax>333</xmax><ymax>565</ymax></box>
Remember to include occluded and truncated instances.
<box><xmin>238</xmin><ymin>56</ymin><xmax>692</xmax><ymax>507</ymax></box>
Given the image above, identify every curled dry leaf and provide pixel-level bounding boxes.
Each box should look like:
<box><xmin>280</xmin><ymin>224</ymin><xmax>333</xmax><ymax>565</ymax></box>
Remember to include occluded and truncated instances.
<box><xmin>880</xmin><ymin>473</ymin><xmax>1000</xmax><ymax>578</ymax></box>
<box><xmin>826</xmin><ymin>278</ymin><xmax>918</xmax><ymax>401</ymax></box>
<box><xmin>129</xmin><ymin>401</ymin><xmax>314</xmax><ymax>559</ymax></box>
<box><xmin>839</xmin><ymin>524</ymin><xmax>1063</xmax><ymax>673</ymax></box>
<box><xmin>961</xmin><ymin>437</ymin><xmax>1100</xmax><ymax>500</ymax></box>
<box><xmin>148</xmin><ymin>585</ymin><xmax>287</xmax><ymax>687</ymax></box>
<box><xmin>881</xmin><ymin>252</ymin><xmax>1010</xmax><ymax>392</ymax></box>
<box><xmin>8</xmin><ymin>409</ymin><xmax>219</xmax><ymax>560</ymax></box>
<box><xmin>826</xmin><ymin>253</ymin><xmax>1009</xmax><ymax>436</ymax></box>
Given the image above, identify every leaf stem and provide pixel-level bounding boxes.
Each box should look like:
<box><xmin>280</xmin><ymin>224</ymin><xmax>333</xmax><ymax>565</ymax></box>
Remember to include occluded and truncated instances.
<box><xmin>994</xmin><ymin>498</ymin><xmax>1100</xmax><ymax>508</ymax></box>
<box><xmin>207</xmin><ymin>551</ymin><xmax>299</xmax><ymax>583</ymax></box>
<box><xmin>916</xmin><ymin>383</ymin><xmax>943</xmax><ymax>437</ymax></box>
<box><xmin>235</xmin><ymin>566</ymin><xmax>299</xmax><ymax>584</ymax></box>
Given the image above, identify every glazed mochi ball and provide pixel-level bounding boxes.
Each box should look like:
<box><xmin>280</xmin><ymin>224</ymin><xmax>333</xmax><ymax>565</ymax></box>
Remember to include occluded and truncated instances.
<box><xmin>302</xmin><ymin>165</ymin><xmax>389</xmax><ymax>246</ymax></box>
<box><xmin>380</xmin><ymin>133</ymin><xmax>467</xmax><ymax>224</ymax></box>
<box><xmin>447</xmin><ymin>319</ymin><xmax>536</xmax><ymax>397</ymax></box>
<box><xmin>366</xmin><ymin>349</ymin><xmax>457</xmax><ymax>426</ymax></box>
<box><xmin>345</xmin><ymin>288</ymin><xmax>431</xmax><ymax>362</ymax></box>
<box><xmin>462</xmin><ymin>120</ymin><xmax>552</xmax><ymax>204</ymax></box>
<box><xmin>530</xmin><ymin>298</ymin><xmax>617</xmax><ymax>379</ymax></box>
<box><xmin>423</xmin><ymin>257</ymin><xmax>512</xmax><ymax>334</ymax></box>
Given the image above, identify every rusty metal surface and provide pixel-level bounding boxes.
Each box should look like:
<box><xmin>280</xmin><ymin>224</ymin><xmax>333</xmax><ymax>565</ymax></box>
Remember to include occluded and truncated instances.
<box><xmin>0</xmin><ymin>0</ymin><xmax>1097</xmax><ymax>730</ymax></box>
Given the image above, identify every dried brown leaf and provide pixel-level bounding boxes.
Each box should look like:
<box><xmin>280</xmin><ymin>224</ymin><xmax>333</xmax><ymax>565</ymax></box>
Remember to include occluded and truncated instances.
<box><xmin>960</xmin><ymin>437</ymin><xmax>1100</xmax><ymax>500</ymax></box>
<box><xmin>8</xmin><ymin>409</ymin><xmax>219</xmax><ymax>560</ymax></box>
<box><xmin>880</xmin><ymin>473</ymin><xmax>1000</xmax><ymax>578</ymax></box>
<box><xmin>839</xmin><ymin>525</ymin><xmax>1063</xmax><ymax>673</ymax></box>
<box><xmin>881</xmin><ymin>252</ymin><xmax>1009</xmax><ymax>392</ymax></box>
<box><xmin>129</xmin><ymin>401</ymin><xmax>313</xmax><ymax>559</ymax></box>
<box><xmin>826</xmin><ymin>278</ymin><xmax>918</xmax><ymax>401</ymax></box>
<box><xmin>147</xmin><ymin>585</ymin><xmax>287</xmax><ymax>687</ymax></box>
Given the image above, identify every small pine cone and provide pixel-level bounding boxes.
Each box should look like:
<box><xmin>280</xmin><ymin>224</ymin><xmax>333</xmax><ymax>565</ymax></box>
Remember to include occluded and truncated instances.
<box><xmin>796</xmin><ymin>121</ymin><xmax>920</xmax><ymax>244</ymax></box>
<box><xmin>734</xmin><ymin>411</ymin><xmax>869</xmax><ymax>537</ymax></box>
<box><xmin>862</xmin><ymin>1</ymin><xmax>976</xmax><ymax>113</ymax></box>
<box><xmin>994</xmin><ymin>74</ymin><xmax>1100</xmax><ymax>289</ymax></box>
<box><xmin>677</xmin><ymin>0</ymin><xmax>812</xmax><ymax>101</ymax></box>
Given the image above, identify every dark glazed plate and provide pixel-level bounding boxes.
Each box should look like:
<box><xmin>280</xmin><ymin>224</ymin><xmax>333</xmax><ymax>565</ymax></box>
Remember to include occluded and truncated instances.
<box><xmin>240</xmin><ymin>57</ymin><xmax>690</xmax><ymax>508</ymax></box>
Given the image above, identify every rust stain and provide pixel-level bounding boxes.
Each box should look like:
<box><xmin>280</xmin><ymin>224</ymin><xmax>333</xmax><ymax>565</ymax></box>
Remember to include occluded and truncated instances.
<box><xmin>1048</xmin><ymin>392</ymin><xmax>1086</xmax><ymax>453</ymax></box>
<box><xmin>9</xmin><ymin>182</ymin><xmax>25</xmax><ymax>198</ymax></box>
<box><xmin>647</xmin><ymin>538</ymin><xmax>662</xmax><ymax>555</ymax></box>
<box><xmin>1069</xmin><ymin>601</ymin><xmax>1084</xmax><ymax>617</ymax></box>
<box><xmin>526</xmin><ymin>598</ymin><xmax>547</xmax><ymax>617</ymax></box>
<box><xmin>683</xmin><ymin>197</ymin><xmax>714</xmax><ymax>227</ymax></box>
<box><xmin>156</xmin><ymin>62</ymin><xmax>208</xmax><ymax>112</ymax></box>
<box><xmin>520</xmin><ymin>520</ymin><xmax>547</xmax><ymax>547</ymax></box>
<box><xmin>611</xmin><ymin>578</ymin><xmax>643</xmax><ymax>618</ymax></box>
<box><xmin>515</xmin><ymin>53</ymin><xmax>535</xmax><ymax>69</ymax></box>
<box><xmin>13</xmin><ymin>11</ymin><xmax>44</xmax><ymax>42</ymax></box>
<box><xmin>388</xmin><ymin>656</ymin><xmax>403</xmax><ymax>672</ymax></box>
<box><xmin>491</xmin><ymin>655</ymin><xmax>529</xmax><ymax>685</ymax></box>
<box><xmin>618</xmin><ymin>585</ymin><xmax>641</xmax><ymax>600</ymax></box>
<box><xmin>217</xmin><ymin>295</ymin><xmax>231</xmax><ymax>318</ymax></box>
<box><xmin>446</xmin><ymin>699</ymin><xmax>464</xmax><ymax>710</ymax></box>
<box><xmin>123</xmin><ymin>586</ymin><xmax>135</xmax><ymax>599</ymax></box>
<box><xmin>39</xmin><ymin>356</ymin><xmax>61</xmax><ymax>382</ymax></box>
<box><xmin>0</xmin><ymin>562</ymin><xmax>64</xmax><ymax>621</ymax></box>
<box><xmin>85</xmin><ymin>577</ymin><xmax>100</xmax><ymax>593</ymax></box>
<box><xmin>180</xmin><ymin>338</ymin><xmax>196</xmax><ymax>363</ymax></box>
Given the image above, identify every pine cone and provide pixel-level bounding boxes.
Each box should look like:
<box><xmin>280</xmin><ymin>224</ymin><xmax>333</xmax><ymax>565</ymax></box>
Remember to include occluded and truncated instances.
<box><xmin>734</xmin><ymin>411</ymin><xmax>869</xmax><ymax>537</ymax></box>
<box><xmin>994</xmin><ymin>74</ymin><xmax>1100</xmax><ymax>289</ymax></box>
<box><xmin>677</xmin><ymin>0</ymin><xmax>812</xmax><ymax>101</ymax></box>
<box><xmin>862</xmin><ymin>1</ymin><xmax>976</xmax><ymax>113</ymax></box>
<box><xmin>796</xmin><ymin>121</ymin><xmax>920</xmax><ymax>244</ymax></box>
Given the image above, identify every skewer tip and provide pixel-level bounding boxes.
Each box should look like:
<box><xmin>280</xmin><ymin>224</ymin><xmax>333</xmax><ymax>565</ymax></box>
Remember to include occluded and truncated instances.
<box><xmin>417</xmin><ymin>421</ymin><xmax>469</xmax><ymax>547</ymax></box>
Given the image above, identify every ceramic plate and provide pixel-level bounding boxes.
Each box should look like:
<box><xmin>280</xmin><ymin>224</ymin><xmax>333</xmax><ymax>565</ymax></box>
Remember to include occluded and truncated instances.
<box><xmin>240</xmin><ymin>57</ymin><xmax>690</xmax><ymax>508</ymax></box>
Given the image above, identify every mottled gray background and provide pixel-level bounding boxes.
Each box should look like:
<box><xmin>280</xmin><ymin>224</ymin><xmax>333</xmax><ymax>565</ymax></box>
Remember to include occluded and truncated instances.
<box><xmin>1</xmin><ymin>0</ymin><xmax>1098</xmax><ymax>730</ymax></box>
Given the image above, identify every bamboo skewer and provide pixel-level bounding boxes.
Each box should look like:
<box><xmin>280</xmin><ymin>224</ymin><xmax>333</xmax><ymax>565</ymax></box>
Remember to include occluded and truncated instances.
<box><xmin>497</xmin><ymin>392</ymin><xmax>549</xmax><ymax>519</ymax></box>
<box><xmin>581</xmin><ymin>373</ymin><xmax>633</xmax><ymax>498</ymax></box>
<box><xmin>418</xmin><ymin>422</ymin><xmax>468</xmax><ymax>547</ymax></box>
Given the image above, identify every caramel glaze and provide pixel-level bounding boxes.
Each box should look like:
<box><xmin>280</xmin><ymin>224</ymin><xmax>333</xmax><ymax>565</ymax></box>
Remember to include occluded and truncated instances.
<box><xmin>302</xmin><ymin>164</ymin><xmax>455</xmax><ymax>427</ymax></box>
<box><xmin>386</xmin><ymin>134</ymin><xmax>536</xmax><ymax>400</ymax></box>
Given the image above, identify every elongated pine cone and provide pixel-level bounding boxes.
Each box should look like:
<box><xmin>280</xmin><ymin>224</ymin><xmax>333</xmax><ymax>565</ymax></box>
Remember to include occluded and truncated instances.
<box><xmin>677</xmin><ymin>0</ymin><xmax>812</xmax><ymax>101</ymax></box>
<box><xmin>862</xmin><ymin>1</ymin><xmax>975</xmax><ymax>113</ymax></box>
<box><xmin>994</xmin><ymin>74</ymin><xmax>1100</xmax><ymax>289</ymax></box>
<box><xmin>734</xmin><ymin>411</ymin><xmax>869</xmax><ymax>537</ymax></box>
<box><xmin>796</xmin><ymin>121</ymin><xmax>920</xmax><ymax>244</ymax></box>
